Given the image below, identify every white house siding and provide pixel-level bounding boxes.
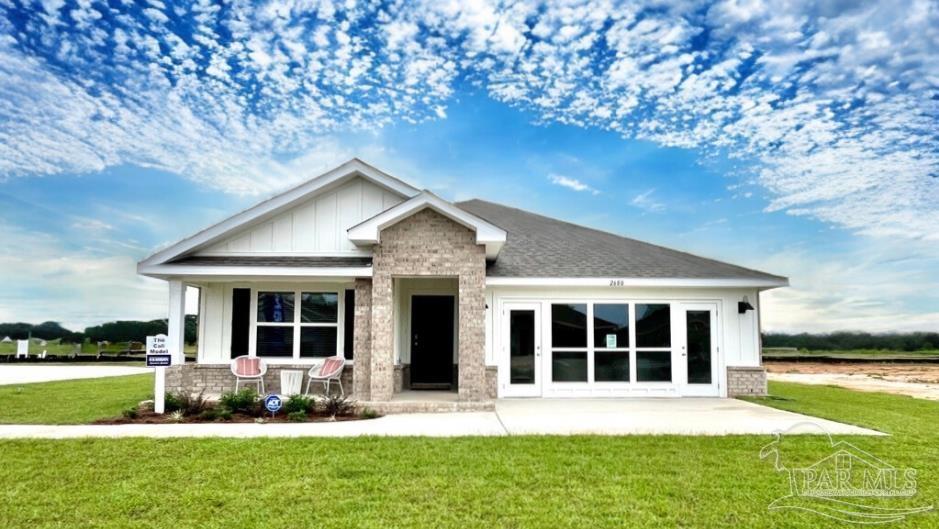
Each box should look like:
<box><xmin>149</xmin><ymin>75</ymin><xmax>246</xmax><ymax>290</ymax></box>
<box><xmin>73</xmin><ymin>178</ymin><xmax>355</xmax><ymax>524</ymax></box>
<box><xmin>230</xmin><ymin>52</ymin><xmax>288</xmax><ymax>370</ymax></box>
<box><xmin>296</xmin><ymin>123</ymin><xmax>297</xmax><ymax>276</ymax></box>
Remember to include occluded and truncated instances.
<box><xmin>197</xmin><ymin>177</ymin><xmax>404</xmax><ymax>255</ymax></box>
<box><xmin>485</xmin><ymin>285</ymin><xmax>762</xmax><ymax>398</ymax></box>
<box><xmin>196</xmin><ymin>283</ymin><xmax>231</xmax><ymax>364</ymax></box>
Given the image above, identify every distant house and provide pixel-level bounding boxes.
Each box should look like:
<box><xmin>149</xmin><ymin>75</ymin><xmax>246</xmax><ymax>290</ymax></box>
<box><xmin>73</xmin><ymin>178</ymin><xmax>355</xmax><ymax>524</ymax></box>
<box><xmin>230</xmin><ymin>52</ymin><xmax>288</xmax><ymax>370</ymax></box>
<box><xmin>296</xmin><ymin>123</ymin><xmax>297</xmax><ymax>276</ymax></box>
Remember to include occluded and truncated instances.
<box><xmin>138</xmin><ymin>159</ymin><xmax>786</xmax><ymax>406</ymax></box>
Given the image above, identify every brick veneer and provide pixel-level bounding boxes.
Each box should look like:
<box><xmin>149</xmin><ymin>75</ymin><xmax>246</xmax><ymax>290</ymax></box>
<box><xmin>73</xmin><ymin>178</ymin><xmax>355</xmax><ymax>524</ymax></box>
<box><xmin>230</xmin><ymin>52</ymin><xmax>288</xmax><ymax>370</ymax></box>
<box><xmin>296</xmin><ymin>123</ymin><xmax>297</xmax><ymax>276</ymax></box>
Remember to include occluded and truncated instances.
<box><xmin>165</xmin><ymin>363</ymin><xmax>354</xmax><ymax>397</ymax></box>
<box><xmin>351</xmin><ymin>278</ymin><xmax>372</xmax><ymax>400</ymax></box>
<box><xmin>726</xmin><ymin>366</ymin><xmax>768</xmax><ymax>396</ymax></box>
<box><xmin>369</xmin><ymin>208</ymin><xmax>488</xmax><ymax>402</ymax></box>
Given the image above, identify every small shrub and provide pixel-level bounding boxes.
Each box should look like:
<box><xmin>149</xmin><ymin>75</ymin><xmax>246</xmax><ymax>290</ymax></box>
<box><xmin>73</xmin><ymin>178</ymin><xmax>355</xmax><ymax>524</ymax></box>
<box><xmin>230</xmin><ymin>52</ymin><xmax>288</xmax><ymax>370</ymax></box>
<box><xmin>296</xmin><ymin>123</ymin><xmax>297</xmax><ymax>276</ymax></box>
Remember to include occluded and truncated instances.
<box><xmin>220</xmin><ymin>388</ymin><xmax>260</xmax><ymax>415</ymax></box>
<box><xmin>122</xmin><ymin>406</ymin><xmax>139</xmax><ymax>419</ymax></box>
<box><xmin>216</xmin><ymin>409</ymin><xmax>233</xmax><ymax>421</ymax></box>
<box><xmin>169</xmin><ymin>410</ymin><xmax>185</xmax><ymax>423</ymax></box>
<box><xmin>165</xmin><ymin>390</ymin><xmax>209</xmax><ymax>416</ymax></box>
<box><xmin>322</xmin><ymin>395</ymin><xmax>355</xmax><ymax>418</ymax></box>
<box><xmin>164</xmin><ymin>392</ymin><xmax>185</xmax><ymax>412</ymax></box>
<box><xmin>360</xmin><ymin>407</ymin><xmax>380</xmax><ymax>420</ymax></box>
<box><xmin>198</xmin><ymin>409</ymin><xmax>218</xmax><ymax>421</ymax></box>
<box><xmin>287</xmin><ymin>411</ymin><xmax>307</xmax><ymax>422</ymax></box>
<box><xmin>285</xmin><ymin>394</ymin><xmax>316</xmax><ymax>415</ymax></box>
<box><xmin>254</xmin><ymin>417</ymin><xmax>266</xmax><ymax>424</ymax></box>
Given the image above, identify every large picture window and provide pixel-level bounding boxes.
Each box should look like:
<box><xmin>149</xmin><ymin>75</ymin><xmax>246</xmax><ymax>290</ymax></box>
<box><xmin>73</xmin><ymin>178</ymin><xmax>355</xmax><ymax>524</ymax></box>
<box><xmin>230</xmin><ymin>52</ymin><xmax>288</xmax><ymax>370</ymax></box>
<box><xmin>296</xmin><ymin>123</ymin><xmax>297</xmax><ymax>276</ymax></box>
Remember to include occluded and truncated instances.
<box><xmin>593</xmin><ymin>304</ymin><xmax>630</xmax><ymax>382</ymax></box>
<box><xmin>551</xmin><ymin>304</ymin><xmax>587</xmax><ymax>382</ymax></box>
<box><xmin>255</xmin><ymin>290</ymin><xmax>340</xmax><ymax>359</ymax></box>
<box><xmin>636</xmin><ymin>304</ymin><xmax>672</xmax><ymax>382</ymax></box>
<box><xmin>548</xmin><ymin>301</ymin><xmax>673</xmax><ymax>385</ymax></box>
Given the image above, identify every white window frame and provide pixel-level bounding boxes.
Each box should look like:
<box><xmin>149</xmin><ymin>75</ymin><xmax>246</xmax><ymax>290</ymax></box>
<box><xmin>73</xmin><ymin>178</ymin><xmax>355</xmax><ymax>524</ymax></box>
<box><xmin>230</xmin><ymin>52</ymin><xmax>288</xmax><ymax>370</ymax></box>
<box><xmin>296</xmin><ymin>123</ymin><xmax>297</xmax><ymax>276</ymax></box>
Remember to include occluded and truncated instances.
<box><xmin>249</xmin><ymin>286</ymin><xmax>345</xmax><ymax>362</ymax></box>
<box><xmin>548</xmin><ymin>301</ymin><xmax>675</xmax><ymax>385</ymax></box>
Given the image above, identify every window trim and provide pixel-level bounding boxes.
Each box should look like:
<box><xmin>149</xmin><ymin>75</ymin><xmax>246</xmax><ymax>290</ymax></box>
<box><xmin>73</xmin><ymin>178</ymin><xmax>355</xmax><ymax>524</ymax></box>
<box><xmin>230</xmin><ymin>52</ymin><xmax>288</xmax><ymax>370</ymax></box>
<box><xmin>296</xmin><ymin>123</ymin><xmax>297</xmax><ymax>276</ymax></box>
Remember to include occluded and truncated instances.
<box><xmin>549</xmin><ymin>301</ymin><xmax>675</xmax><ymax>385</ymax></box>
<box><xmin>249</xmin><ymin>286</ymin><xmax>346</xmax><ymax>362</ymax></box>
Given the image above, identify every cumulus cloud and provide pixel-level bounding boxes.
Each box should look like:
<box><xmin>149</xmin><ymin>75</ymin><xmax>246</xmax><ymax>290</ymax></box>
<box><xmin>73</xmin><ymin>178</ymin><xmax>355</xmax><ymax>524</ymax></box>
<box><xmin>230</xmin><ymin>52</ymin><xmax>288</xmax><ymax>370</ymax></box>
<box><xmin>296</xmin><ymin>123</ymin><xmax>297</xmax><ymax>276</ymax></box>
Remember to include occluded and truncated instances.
<box><xmin>0</xmin><ymin>0</ymin><xmax>936</xmax><ymax>246</ymax></box>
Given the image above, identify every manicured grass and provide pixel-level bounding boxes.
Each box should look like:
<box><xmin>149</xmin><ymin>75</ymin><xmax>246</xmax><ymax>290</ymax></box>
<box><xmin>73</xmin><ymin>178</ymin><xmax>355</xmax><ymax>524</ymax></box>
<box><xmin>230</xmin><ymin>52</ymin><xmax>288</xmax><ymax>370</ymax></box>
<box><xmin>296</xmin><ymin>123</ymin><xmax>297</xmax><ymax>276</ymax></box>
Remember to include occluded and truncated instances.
<box><xmin>0</xmin><ymin>382</ymin><xmax>936</xmax><ymax>528</ymax></box>
<box><xmin>0</xmin><ymin>374</ymin><xmax>152</xmax><ymax>424</ymax></box>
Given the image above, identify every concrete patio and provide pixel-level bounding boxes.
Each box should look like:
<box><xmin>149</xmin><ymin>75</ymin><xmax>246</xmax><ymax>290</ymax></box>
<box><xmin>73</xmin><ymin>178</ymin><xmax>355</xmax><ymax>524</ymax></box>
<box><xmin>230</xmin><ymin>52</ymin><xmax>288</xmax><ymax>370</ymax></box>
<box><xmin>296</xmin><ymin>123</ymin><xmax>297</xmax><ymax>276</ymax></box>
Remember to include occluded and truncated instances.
<box><xmin>0</xmin><ymin>398</ymin><xmax>882</xmax><ymax>438</ymax></box>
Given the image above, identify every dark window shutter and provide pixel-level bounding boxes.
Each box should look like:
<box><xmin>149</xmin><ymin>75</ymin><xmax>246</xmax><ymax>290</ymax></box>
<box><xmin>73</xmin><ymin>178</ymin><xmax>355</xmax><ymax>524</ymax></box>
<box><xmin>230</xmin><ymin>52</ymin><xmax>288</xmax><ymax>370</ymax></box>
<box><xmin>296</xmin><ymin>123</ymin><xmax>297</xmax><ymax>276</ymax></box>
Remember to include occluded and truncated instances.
<box><xmin>344</xmin><ymin>289</ymin><xmax>355</xmax><ymax>360</ymax></box>
<box><xmin>230</xmin><ymin>288</ymin><xmax>250</xmax><ymax>358</ymax></box>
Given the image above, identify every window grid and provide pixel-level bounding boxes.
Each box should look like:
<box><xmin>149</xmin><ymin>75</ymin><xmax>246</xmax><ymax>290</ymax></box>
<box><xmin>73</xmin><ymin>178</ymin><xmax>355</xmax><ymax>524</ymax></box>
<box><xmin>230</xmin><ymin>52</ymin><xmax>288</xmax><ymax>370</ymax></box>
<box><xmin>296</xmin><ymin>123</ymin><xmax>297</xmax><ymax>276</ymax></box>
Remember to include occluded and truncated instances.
<box><xmin>550</xmin><ymin>301</ymin><xmax>674</xmax><ymax>385</ymax></box>
<box><xmin>252</xmin><ymin>289</ymin><xmax>342</xmax><ymax>360</ymax></box>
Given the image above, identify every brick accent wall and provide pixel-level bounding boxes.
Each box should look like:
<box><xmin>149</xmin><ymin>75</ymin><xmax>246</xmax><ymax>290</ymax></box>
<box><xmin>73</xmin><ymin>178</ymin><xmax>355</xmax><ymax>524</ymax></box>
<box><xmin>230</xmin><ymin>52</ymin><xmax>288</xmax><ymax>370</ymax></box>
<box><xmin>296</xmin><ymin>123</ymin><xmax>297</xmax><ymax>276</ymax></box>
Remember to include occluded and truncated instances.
<box><xmin>485</xmin><ymin>366</ymin><xmax>498</xmax><ymax>399</ymax></box>
<box><xmin>370</xmin><ymin>208</ymin><xmax>488</xmax><ymax>402</ymax></box>
<box><xmin>352</xmin><ymin>278</ymin><xmax>372</xmax><ymax>400</ymax></box>
<box><xmin>165</xmin><ymin>363</ymin><xmax>353</xmax><ymax>397</ymax></box>
<box><xmin>726</xmin><ymin>366</ymin><xmax>768</xmax><ymax>397</ymax></box>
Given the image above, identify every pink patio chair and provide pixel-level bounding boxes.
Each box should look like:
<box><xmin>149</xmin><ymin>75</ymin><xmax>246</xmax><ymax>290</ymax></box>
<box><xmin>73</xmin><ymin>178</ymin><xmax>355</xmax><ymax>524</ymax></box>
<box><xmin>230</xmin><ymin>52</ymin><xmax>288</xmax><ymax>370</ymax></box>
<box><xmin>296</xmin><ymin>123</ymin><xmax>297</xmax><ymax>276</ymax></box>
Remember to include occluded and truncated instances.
<box><xmin>230</xmin><ymin>355</ymin><xmax>267</xmax><ymax>393</ymax></box>
<box><xmin>305</xmin><ymin>356</ymin><xmax>346</xmax><ymax>396</ymax></box>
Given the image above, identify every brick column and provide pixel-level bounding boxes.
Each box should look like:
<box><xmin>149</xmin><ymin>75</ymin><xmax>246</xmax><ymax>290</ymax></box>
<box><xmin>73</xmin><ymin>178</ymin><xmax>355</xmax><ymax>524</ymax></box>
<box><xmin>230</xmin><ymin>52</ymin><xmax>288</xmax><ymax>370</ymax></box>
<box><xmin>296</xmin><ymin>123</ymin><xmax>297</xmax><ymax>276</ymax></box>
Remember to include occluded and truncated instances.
<box><xmin>352</xmin><ymin>278</ymin><xmax>373</xmax><ymax>400</ymax></box>
<box><xmin>369</xmin><ymin>271</ymin><xmax>395</xmax><ymax>401</ymax></box>
<box><xmin>457</xmin><ymin>271</ymin><xmax>487</xmax><ymax>401</ymax></box>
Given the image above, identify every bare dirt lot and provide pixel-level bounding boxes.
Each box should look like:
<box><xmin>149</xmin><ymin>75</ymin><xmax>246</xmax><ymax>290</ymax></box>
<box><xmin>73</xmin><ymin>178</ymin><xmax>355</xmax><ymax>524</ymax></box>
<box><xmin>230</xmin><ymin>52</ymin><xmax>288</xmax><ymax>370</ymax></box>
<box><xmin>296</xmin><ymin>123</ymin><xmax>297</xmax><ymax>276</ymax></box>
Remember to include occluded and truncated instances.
<box><xmin>765</xmin><ymin>361</ymin><xmax>939</xmax><ymax>400</ymax></box>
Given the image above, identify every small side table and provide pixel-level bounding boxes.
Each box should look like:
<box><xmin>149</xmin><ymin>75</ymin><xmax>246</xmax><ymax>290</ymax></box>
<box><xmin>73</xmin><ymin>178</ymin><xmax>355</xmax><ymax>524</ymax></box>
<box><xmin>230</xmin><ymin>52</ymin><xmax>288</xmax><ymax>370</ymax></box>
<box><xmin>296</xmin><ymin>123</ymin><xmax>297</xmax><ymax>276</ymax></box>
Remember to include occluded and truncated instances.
<box><xmin>280</xmin><ymin>369</ymin><xmax>304</xmax><ymax>396</ymax></box>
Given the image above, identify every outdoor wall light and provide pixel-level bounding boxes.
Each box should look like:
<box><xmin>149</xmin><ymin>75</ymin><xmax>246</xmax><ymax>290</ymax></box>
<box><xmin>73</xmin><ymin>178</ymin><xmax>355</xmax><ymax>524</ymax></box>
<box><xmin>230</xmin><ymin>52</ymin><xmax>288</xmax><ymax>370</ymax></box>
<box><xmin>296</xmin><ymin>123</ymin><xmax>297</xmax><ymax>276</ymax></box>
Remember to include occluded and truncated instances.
<box><xmin>738</xmin><ymin>296</ymin><xmax>755</xmax><ymax>314</ymax></box>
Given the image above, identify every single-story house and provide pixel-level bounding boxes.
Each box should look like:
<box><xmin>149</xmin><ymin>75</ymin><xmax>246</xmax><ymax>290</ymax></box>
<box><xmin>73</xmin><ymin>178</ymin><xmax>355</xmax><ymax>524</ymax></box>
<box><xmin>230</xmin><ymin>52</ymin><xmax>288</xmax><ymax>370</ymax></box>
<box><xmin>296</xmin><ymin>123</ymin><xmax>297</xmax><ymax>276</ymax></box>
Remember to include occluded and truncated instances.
<box><xmin>138</xmin><ymin>159</ymin><xmax>787</xmax><ymax>408</ymax></box>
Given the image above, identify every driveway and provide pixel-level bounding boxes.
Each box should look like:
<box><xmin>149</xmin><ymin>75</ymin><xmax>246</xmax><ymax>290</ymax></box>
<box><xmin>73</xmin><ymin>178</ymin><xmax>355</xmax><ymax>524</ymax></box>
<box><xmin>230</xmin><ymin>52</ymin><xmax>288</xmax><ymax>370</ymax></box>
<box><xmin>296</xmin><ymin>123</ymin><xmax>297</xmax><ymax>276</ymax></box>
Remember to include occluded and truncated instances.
<box><xmin>494</xmin><ymin>398</ymin><xmax>881</xmax><ymax>436</ymax></box>
<box><xmin>0</xmin><ymin>365</ymin><xmax>151</xmax><ymax>386</ymax></box>
<box><xmin>0</xmin><ymin>398</ymin><xmax>881</xmax><ymax>438</ymax></box>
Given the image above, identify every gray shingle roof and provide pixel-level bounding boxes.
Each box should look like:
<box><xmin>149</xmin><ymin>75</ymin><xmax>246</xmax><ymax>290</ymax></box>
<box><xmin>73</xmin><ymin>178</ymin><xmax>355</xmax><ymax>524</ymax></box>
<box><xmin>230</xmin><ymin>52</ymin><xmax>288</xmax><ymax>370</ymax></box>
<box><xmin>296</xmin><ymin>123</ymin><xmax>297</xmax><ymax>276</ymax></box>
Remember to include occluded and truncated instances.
<box><xmin>171</xmin><ymin>256</ymin><xmax>372</xmax><ymax>267</ymax></box>
<box><xmin>456</xmin><ymin>199</ymin><xmax>786</xmax><ymax>282</ymax></box>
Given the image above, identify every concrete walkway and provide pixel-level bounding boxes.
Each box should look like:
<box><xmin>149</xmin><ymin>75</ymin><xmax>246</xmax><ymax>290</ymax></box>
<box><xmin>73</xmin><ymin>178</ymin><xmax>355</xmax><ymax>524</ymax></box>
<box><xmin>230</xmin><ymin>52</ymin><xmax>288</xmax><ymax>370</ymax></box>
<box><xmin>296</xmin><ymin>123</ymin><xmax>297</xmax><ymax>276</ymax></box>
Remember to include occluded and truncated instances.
<box><xmin>0</xmin><ymin>365</ymin><xmax>150</xmax><ymax>386</ymax></box>
<box><xmin>0</xmin><ymin>398</ymin><xmax>882</xmax><ymax>438</ymax></box>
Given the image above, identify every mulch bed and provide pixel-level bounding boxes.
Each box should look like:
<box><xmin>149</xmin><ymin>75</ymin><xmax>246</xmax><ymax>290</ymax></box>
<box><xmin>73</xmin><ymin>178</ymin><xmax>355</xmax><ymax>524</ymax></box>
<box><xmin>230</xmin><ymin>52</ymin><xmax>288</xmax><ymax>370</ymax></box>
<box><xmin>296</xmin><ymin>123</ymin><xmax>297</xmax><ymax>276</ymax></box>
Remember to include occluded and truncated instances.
<box><xmin>94</xmin><ymin>411</ymin><xmax>375</xmax><ymax>425</ymax></box>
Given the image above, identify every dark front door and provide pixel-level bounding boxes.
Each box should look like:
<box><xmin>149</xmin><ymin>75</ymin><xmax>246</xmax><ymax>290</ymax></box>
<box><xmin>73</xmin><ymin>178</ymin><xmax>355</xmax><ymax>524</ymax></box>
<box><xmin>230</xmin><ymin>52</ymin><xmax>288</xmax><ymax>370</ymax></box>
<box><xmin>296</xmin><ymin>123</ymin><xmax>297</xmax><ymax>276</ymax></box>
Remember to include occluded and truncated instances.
<box><xmin>410</xmin><ymin>295</ymin><xmax>455</xmax><ymax>389</ymax></box>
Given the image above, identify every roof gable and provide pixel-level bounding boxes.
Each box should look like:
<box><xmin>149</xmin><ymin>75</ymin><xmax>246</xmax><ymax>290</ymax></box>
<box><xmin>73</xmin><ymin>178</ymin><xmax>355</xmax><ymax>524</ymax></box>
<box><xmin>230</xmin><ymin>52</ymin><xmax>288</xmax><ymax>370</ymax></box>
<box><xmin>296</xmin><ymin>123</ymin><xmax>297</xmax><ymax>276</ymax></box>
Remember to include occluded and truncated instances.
<box><xmin>139</xmin><ymin>159</ymin><xmax>419</xmax><ymax>269</ymax></box>
<box><xmin>348</xmin><ymin>191</ymin><xmax>507</xmax><ymax>259</ymax></box>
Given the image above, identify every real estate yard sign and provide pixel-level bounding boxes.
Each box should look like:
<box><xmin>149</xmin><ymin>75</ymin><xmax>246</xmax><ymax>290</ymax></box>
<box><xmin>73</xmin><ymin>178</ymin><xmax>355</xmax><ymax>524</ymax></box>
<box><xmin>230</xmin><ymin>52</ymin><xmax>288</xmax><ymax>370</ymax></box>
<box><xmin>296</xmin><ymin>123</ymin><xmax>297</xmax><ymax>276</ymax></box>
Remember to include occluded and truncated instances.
<box><xmin>147</xmin><ymin>334</ymin><xmax>170</xmax><ymax>414</ymax></box>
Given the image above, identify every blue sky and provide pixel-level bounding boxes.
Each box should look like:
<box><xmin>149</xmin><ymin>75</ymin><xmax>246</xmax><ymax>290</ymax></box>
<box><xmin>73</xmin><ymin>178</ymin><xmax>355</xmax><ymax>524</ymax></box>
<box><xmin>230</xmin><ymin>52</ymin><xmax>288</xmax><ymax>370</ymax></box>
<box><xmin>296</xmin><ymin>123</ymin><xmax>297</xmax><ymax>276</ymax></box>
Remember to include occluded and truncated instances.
<box><xmin>0</xmin><ymin>0</ymin><xmax>937</xmax><ymax>332</ymax></box>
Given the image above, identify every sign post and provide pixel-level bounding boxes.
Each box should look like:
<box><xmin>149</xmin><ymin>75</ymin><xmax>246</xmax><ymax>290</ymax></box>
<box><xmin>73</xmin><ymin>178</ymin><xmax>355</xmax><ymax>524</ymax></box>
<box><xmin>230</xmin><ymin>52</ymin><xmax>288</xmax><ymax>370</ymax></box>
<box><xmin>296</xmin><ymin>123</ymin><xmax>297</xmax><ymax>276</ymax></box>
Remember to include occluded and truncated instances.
<box><xmin>146</xmin><ymin>334</ymin><xmax>171</xmax><ymax>414</ymax></box>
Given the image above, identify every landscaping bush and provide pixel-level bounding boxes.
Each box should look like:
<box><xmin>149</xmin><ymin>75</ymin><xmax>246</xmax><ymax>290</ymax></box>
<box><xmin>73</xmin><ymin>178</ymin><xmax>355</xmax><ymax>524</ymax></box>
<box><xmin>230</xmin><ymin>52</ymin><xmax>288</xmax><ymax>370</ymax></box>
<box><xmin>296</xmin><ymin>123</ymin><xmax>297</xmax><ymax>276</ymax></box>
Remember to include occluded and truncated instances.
<box><xmin>284</xmin><ymin>394</ymin><xmax>316</xmax><ymax>415</ymax></box>
<box><xmin>219</xmin><ymin>388</ymin><xmax>260</xmax><ymax>415</ymax></box>
<box><xmin>360</xmin><ymin>407</ymin><xmax>380</xmax><ymax>420</ymax></box>
<box><xmin>322</xmin><ymin>395</ymin><xmax>355</xmax><ymax>418</ymax></box>
<box><xmin>198</xmin><ymin>409</ymin><xmax>218</xmax><ymax>421</ymax></box>
<box><xmin>121</xmin><ymin>406</ymin><xmax>139</xmax><ymax>419</ymax></box>
<box><xmin>164</xmin><ymin>390</ymin><xmax>208</xmax><ymax>416</ymax></box>
<box><xmin>216</xmin><ymin>408</ymin><xmax>233</xmax><ymax>421</ymax></box>
<box><xmin>287</xmin><ymin>411</ymin><xmax>307</xmax><ymax>422</ymax></box>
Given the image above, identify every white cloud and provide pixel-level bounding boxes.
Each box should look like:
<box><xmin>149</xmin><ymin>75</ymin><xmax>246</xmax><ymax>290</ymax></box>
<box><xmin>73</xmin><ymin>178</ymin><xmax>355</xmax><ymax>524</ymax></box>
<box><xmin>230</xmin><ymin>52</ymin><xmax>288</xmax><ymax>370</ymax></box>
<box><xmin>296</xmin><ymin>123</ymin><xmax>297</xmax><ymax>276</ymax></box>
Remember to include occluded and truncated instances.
<box><xmin>548</xmin><ymin>173</ymin><xmax>599</xmax><ymax>194</ymax></box>
<box><xmin>630</xmin><ymin>189</ymin><xmax>665</xmax><ymax>212</ymax></box>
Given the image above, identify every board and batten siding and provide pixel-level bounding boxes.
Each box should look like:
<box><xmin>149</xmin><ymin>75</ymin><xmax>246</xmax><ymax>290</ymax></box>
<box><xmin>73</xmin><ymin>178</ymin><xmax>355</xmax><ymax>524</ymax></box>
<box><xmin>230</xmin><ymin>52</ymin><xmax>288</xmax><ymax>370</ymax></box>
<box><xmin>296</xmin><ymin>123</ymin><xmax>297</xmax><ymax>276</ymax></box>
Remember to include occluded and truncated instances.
<box><xmin>198</xmin><ymin>177</ymin><xmax>404</xmax><ymax>255</ymax></box>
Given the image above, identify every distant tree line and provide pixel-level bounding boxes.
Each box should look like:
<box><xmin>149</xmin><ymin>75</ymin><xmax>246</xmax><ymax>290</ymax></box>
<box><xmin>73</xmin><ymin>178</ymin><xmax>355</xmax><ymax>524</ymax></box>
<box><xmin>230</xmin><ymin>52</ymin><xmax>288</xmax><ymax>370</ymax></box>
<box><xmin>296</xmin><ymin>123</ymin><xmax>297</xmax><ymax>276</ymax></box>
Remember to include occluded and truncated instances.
<box><xmin>0</xmin><ymin>316</ymin><xmax>198</xmax><ymax>344</ymax></box>
<box><xmin>763</xmin><ymin>332</ymin><xmax>939</xmax><ymax>351</ymax></box>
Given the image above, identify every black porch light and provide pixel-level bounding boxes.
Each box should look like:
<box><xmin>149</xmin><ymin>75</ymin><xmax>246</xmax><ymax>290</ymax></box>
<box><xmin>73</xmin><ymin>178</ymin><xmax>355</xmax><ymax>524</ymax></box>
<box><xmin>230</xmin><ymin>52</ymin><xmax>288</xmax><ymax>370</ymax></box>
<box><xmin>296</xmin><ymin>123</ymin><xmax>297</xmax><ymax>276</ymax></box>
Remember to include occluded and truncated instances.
<box><xmin>738</xmin><ymin>296</ymin><xmax>755</xmax><ymax>314</ymax></box>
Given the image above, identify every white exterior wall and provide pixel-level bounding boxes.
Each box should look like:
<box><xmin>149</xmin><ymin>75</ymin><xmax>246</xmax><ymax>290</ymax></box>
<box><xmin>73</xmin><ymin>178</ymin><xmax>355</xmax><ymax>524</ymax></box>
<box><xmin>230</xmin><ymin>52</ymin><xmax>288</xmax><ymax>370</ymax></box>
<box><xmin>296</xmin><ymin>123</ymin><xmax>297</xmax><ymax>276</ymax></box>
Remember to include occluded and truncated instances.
<box><xmin>484</xmin><ymin>285</ymin><xmax>762</xmax><ymax>398</ymax></box>
<box><xmin>198</xmin><ymin>177</ymin><xmax>403</xmax><ymax>255</ymax></box>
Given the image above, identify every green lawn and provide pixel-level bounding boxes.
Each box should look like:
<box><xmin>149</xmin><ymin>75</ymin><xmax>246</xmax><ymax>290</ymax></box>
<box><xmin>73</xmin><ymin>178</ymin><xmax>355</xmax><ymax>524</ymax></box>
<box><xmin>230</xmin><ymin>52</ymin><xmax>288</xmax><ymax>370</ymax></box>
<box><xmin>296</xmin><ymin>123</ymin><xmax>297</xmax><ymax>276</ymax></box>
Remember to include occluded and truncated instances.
<box><xmin>0</xmin><ymin>381</ymin><xmax>936</xmax><ymax>528</ymax></box>
<box><xmin>0</xmin><ymin>374</ymin><xmax>152</xmax><ymax>424</ymax></box>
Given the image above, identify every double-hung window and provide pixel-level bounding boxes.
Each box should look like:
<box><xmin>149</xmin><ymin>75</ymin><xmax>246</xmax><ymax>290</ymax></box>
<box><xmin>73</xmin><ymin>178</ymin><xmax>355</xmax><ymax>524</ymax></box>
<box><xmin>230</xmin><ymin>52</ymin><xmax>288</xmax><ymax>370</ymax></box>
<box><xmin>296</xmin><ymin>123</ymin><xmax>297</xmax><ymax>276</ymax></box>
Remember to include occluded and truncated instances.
<box><xmin>255</xmin><ymin>290</ymin><xmax>339</xmax><ymax>359</ymax></box>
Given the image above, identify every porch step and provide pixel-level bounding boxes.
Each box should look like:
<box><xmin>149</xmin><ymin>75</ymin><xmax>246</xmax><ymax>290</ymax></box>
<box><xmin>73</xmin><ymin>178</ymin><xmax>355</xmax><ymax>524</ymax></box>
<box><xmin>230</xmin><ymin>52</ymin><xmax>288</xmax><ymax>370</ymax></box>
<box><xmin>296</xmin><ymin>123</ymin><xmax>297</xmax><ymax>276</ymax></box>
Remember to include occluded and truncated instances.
<box><xmin>357</xmin><ymin>400</ymin><xmax>495</xmax><ymax>414</ymax></box>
